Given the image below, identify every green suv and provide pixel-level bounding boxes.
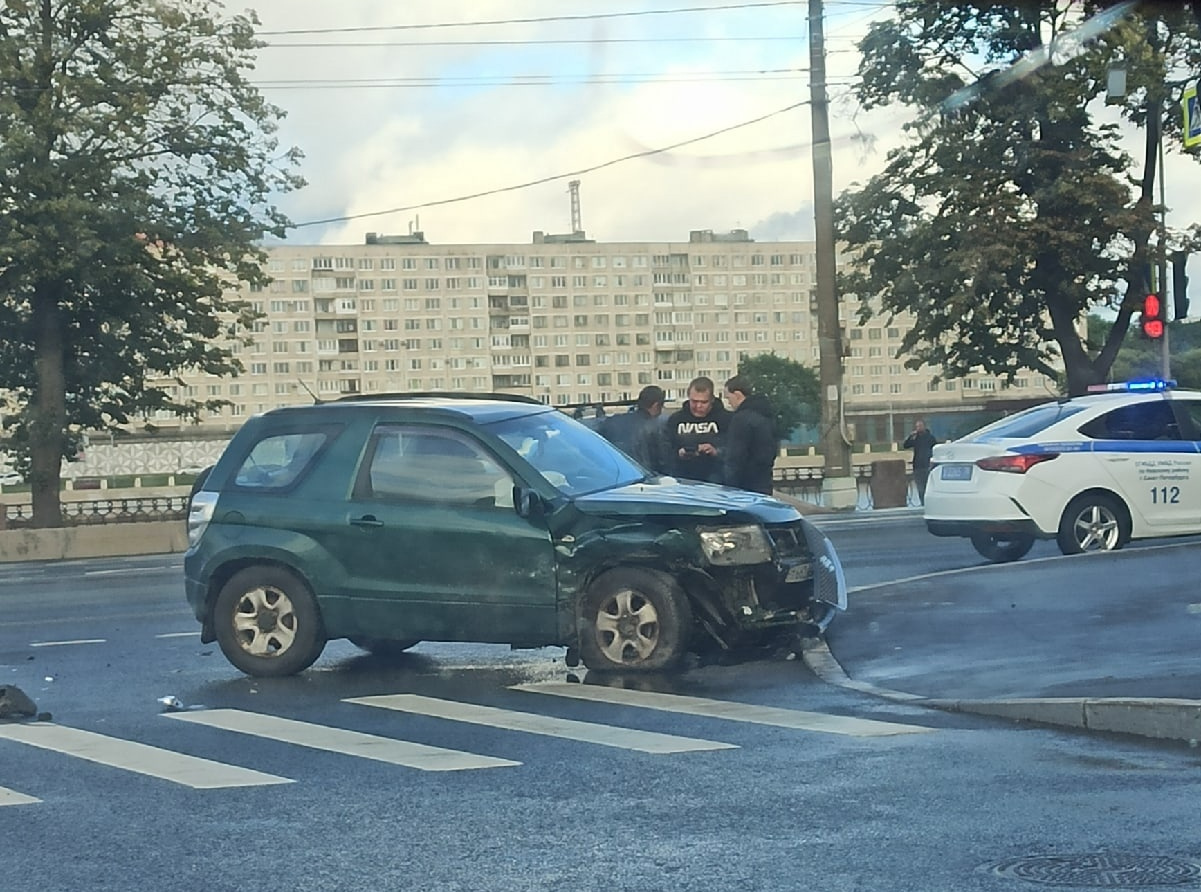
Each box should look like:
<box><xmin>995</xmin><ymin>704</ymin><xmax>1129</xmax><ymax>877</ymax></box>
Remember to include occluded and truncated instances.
<box><xmin>184</xmin><ymin>394</ymin><xmax>846</xmax><ymax>677</ymax></box>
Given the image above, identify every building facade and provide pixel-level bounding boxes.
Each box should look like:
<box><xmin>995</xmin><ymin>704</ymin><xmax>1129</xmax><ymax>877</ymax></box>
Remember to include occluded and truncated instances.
<box><xmin>153</xmin><ymin>228</ymin><xmax>1054</xmax><ymax>442</ymax></box>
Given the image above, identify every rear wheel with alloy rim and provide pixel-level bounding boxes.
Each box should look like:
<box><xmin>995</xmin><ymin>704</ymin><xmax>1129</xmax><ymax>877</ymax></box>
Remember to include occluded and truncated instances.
<box><xmin>213</xmin><ymin>566</ymin><xmax>326</xmax><ymax>677</ymax></box>
<box><xmin>1057</xmin><ymin>493</ymin><xmax>1127</xmax><ymax>555</ymax></box>
<box><xmin>969</xmin><ymin>532</ymin><xmax>1035</xmax><ymax>563</ymax></box>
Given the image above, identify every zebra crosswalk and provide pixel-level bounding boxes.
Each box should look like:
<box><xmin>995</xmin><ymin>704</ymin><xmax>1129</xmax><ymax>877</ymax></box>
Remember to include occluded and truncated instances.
<box><xmin>0</xmin><ymin>687</ymin><xmax>936</xmax><ymax>806</ymax></box>
<box><xmin>0</xmin><ymin>721</ymin><xmax>291</xmax><ymax>790</ymax></box>
<box><xmin>166</xmin><ymin>708</ymin><xmax>520</xmax><ymax>771</ymax></box>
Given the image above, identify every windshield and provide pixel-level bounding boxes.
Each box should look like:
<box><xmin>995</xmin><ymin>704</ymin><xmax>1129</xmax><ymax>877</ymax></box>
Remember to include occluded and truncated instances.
<box><xmin>961</xmin><ymin>403</ymin><xmax>1088</xmax><ymax>442</ymax></box>
<box><xmin>488</xmin><ymin>409</ymin><xmax>645</xmax><ymax>497</ymax></box>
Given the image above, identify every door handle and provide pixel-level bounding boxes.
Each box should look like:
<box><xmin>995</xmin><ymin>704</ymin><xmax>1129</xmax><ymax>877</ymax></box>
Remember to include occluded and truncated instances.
<box><xmin>350</xmin><ymin>515</ymin><xmax>384</xmax><ymax>528</ymax></box>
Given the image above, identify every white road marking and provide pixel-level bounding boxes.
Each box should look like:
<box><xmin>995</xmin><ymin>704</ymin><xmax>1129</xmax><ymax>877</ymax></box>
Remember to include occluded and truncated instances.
<box><xmin>0</xmin><ymin>785</ymin><xmax>40</xmax><ymax>807</ymax></box>
<box><xmin>29</xmin><ymin>639</ymin><xmax>106</xmax><ymax>647</ymax></box>
<box><xmin>0</xmin><ymin>723</ymin><xmax>291</xmax><ymax>789</ymax></box>
<box><xmin>514</xmin><ymin>682</ymin><xmax>934</xmax><ymax>737</ymax></box>
<box><xmin>155</xmin><ymin>632</ymin><xmax>198</xmax><ymax>639</ymax></box>
<box><xmin>166</xmin><ymin>708</ymin><xmax>519</xmax><ymax>771</ymax></box>
<box><xmin>347</xmin><ymin>693</ymin><xmax>738</xmax><ymax>754</ymax></box>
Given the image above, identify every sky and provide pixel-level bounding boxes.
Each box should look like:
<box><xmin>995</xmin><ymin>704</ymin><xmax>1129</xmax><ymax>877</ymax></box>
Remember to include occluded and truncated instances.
<box><xmin>240</xmin><ymin>0</ymin><xmax>1201</xmax><ymax>255</ymax></box>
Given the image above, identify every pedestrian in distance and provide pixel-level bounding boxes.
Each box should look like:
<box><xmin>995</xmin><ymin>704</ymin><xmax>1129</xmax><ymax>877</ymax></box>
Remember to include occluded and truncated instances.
<box><xmin>903</xmin><ymin>419</ymin><xmax>938</xmax><ymax>504</ymax></box>
<box><xmin>722</xmin><ymin>375</ymin><xmax>779</xmax><ymax>495</ymax></box>
<box><xmin>598</xmin><ymin>385</ymin><xmax>671</xmax><ymax>475</ymax></box>
<box><xmin>665</xmin><ymin>376</ymin><xmax>730</xmax><ymax>483</ymax></box>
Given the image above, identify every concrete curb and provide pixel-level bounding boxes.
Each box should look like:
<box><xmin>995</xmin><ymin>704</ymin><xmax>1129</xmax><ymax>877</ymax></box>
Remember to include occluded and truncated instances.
<box><xmin>802</xmin><ymin>638</ymin><xmax>1201</xmax><ymax>744</ymax></box>
<box><xmin>926</xmin><ymin>697</ymin><xmax>1201</xmax><ymax>743</ymax></box>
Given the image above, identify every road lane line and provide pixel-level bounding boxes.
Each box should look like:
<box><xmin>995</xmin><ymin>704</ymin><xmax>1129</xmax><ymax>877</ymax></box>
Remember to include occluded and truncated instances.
<box><xmin>166</xmin><ymin>708</ymin><xmax>519</xmax><ymax>771</ymax></box>
<box><xmin>346</xmin><ymin>694</ymin><xmax>738</xmax><ymax>754</ymax></box>
<box><xmin>29</xmin><ymin>639</ymin><xmax>106</xmax><ymax>647</ymax></box>
<box><xmin>0</xmin><ymin>723</ymin><xmax>291</xmax><ymax>789</ymax></box>
<box><xmin>0</xmin><ymin>786</ymin><xmax>40</xmax><ymax>807</ymax></box>
<box><xmin>155</xmin><ymin>632</ymin><xmax>198</xmax><ymax>639</ymax></box>
<box><xmin>513</xmin><ymin>683</ymin><xmax>933</xmax><ymax>737</ymax></box>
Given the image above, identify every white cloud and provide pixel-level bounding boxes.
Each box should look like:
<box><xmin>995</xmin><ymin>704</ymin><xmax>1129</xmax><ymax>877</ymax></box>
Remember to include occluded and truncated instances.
<box><xmin>246</xmin><ymin>0</ymin><xmax>891</xmax><ymax>245</ymax></box>
<box><xmin>241</xmin><ymin>1</ymin><xmax>1200</xmax><ymax>252</ymax></box>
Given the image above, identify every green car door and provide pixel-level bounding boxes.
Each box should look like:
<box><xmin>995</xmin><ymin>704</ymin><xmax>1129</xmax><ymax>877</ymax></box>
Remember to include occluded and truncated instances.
<box><xmin>331</xmin><ymin>422</ymin><xmax>559</xmax><ymax>645</ymax></box>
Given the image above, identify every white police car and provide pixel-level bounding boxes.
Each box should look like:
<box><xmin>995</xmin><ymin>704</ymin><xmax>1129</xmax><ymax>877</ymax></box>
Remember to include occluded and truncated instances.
<box><xmin>924</xmin><ymin>381</ymin><xmax>1201</xmax><ymax>562</ymax></box>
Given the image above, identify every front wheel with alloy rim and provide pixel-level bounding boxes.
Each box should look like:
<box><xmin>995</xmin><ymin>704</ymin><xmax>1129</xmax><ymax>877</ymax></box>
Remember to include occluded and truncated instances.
<box><xmin>969</xmin><ymin>532</ymin><xmax>1035</xmax><ymax>563</ymax></box>
<box><xmin>1057</xmin><ymin>493</ymin><xmax>1127</xmax><ymax>555</ymax></box>
<box><xmin>213</xmin><ymin>566</ymin><xmax>326</xmax><ymax>677</ymax></box>
<box><xmin>577</xmin><ymin>567</ymin><xmax>692</xmax><ymax>672</ymax></box>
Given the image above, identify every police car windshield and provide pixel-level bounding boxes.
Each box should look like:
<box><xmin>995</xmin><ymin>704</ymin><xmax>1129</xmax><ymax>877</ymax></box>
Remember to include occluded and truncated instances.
<box><xmin>488</xmin><ymin>409</ymin><xmax>645</xmax><ymax>496</ymax></box>
<box><xmin>962</xmin><ymin>403</ymin><xmax>1087</xmax><ymax>442</ymax></box>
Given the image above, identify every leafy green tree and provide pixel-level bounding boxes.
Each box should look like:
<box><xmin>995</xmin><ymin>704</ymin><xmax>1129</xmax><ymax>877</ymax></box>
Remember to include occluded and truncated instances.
<box><xmin>733</xmin><ymin>353</ymin><xmax>820</xmax><ymax>439</ymax></box>
<box><xmin>1089</xmin><ymin>314</ymin><xmax>1201</xmax><ymax>388</ymax></box>
<box><xmin>0</xmin><ymin>0</ymin><xmax>303</xmax><ymax>526</ymax></box>
<box><xmin>836</xmin><ymin>2</ymin><xmax>1201</xmax><ymax>399</ymax></box>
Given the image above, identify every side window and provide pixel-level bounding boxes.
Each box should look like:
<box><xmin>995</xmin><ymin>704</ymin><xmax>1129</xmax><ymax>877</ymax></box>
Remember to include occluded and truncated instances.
<box><xmin>233</xmin><ymin>430</ymin><xmax>332</xmax><ymax>490</ymax></box>
<box><xmin>1078</xmin><ymin>402</ymin><xmax>1182</xmax><ymax>441</ymax></box>
<box><xmin>1171</xmin><ymin>401</ymin><xmax>1201</xmax><ymax>440</ymax></box>
<box><xmin>359</xmin><ymin>425</ymin><xmax>513</xmax><ymax>507</ymax></box>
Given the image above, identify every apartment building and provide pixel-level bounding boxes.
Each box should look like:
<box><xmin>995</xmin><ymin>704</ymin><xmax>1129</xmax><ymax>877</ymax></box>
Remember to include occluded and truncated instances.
<box><xmin>157</xmin><ymin>228</ymin><xmax>1053</xmax><ymax>440</ymax></box>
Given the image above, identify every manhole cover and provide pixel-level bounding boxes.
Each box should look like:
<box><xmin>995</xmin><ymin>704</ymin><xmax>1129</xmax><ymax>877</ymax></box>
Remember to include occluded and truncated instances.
<box><xmin>990</xmin><ymin>854</ymin><xmax>1201</xmax><ymax>887</ymax></box>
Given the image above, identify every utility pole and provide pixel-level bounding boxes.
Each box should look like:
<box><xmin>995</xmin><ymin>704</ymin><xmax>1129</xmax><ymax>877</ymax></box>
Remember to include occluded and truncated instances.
<box><xmin>809</xmin><ymin>0</ymin><xmax>855</xmax><ymax>508</ymax></box>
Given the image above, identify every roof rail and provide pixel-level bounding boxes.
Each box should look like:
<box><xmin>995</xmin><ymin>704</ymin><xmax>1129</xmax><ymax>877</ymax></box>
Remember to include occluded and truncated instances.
<box><xmin>334</xmin><ymin>391</ymin><xmax>544</xmax><ymax>405</ymax></box>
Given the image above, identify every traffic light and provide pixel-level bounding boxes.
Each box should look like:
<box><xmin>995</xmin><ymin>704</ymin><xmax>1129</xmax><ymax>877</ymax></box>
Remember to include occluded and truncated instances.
<box><xmin>1141</xmin><ymin>293</ymin><xmax>1164</xmax><ymax>339</ymax></box>
<box><xmin>1172</xmin><ymin>252</ymin><xmax>1190</xmax><ymax>321</ymax></box>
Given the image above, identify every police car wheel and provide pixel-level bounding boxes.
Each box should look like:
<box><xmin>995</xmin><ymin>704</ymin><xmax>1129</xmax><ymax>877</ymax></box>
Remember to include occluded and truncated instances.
<box><xmin>1057</xmin><ymin>493</ymin><xmax>1127</xmax><ymax>555</ymax></box>
<box><xmin>969</xmin><ymin>532</ymin><xmax>1034</xmax><ymax>563</ymax></box>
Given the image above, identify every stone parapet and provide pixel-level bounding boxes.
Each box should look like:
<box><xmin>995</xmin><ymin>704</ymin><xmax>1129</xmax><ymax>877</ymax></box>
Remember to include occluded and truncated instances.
<box><xmin>0</xmin><ymin>521</ymin><xmax>187</xmax><ymax>563</ymax></box>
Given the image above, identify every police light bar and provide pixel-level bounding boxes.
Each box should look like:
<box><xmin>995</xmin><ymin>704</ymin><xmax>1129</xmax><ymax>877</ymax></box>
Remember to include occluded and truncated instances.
<box><xmin>1086</xmin><ymin>379</ymin><xmax>1176</xmax><ymax>393</ymax></box>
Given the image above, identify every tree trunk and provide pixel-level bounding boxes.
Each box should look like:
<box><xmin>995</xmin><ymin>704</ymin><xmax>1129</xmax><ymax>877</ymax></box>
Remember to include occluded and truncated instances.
<box><xmin>30</xmin><ymin>286</ymin><xmax>65</xmax><ymax>528</ymax></box>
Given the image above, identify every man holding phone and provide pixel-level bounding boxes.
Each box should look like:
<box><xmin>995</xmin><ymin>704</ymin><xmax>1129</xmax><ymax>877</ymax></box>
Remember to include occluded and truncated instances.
<box><xmin>665</xmin><ymin>376</ymin><xmax>730</xmax><ymax>483</ymax></box>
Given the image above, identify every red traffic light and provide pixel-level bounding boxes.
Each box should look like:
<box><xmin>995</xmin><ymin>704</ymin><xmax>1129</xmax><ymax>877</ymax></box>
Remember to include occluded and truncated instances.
<box><xmin>1141</xmin><ymin>293</ymin><xmax>1164</xmax><ymax>339</ymax></box>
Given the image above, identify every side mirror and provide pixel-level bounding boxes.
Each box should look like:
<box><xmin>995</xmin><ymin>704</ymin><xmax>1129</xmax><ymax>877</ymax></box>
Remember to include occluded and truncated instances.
<box><xmin>513</xmin><ymin>486</ymin><xmax>541</xmax><ymax>518</ymax></box>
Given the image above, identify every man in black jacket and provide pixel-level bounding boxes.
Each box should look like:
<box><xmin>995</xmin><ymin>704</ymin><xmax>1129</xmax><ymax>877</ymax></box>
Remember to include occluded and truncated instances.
<box><xmin>903</xmin><ymin>419</ymin><xmax>938</xmax><ymax>503</ymax></box>
<box><xmin>722</xmin><ymin>375</ymin><xmax>778</xmax><ymax>495</ymax></box>
<box><xmin>665</xmin><ymin>376</ymin><xmax>729</xmax><ymax>483</ymax></box>
<box><xmin>598</xmin><ymin>385</ymin><xmax>670</xmax><ymax>474</ymax></box>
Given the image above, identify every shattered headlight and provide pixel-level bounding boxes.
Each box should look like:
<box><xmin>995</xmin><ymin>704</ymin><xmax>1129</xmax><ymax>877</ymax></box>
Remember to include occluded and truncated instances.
<box><xmin>698</xmin><ymin>525</ymin><xmax>773</xmax><ymax>566</ymax></box>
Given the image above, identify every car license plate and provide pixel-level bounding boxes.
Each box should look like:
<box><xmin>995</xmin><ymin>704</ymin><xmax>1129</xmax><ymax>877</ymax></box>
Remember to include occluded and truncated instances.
<box><xmin>940</xmin><ymin>464</ymin><xmax>973</xmax><ymax>481</ymax></box>
<box><xmin>784</xmin><ymin>563</ymin><xmax>812</xmax><ymax>583</ymax></box>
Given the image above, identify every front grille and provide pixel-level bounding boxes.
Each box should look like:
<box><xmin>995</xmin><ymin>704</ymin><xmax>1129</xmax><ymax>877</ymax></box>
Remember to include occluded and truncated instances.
<box><xmin>766</xmin><ymin>522</ymin><xmax>847</xmax><ymax>611</ymax></box>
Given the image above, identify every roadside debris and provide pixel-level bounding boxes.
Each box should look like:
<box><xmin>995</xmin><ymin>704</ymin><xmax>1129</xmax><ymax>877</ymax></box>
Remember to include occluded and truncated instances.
<box><xmin>0</xmin><ymin>685</ymin><xmax>38</xmax><ymax>720</ymax></box>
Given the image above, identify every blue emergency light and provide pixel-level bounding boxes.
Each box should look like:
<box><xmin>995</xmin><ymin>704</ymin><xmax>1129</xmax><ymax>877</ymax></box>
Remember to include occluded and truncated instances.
<box><xmin>1086</xmin><ymin>379</ymin><xmax>1176</xmax><ymax>393</ymax></box>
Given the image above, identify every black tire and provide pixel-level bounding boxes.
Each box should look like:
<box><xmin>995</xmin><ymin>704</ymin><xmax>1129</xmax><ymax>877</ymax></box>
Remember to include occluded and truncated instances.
<box><xmin>969</xmin><ymin>532</ymin><xmax>1035</xmax><ymax>563</ymax></box>
<box><xmin>213</xmin><ymin>566</ymin><xmax>326</xmax><ymax>677</ymax></box>
<box><xmin>577</xmin><ymin>567</ymin><xmax>692</xmax><ymax>672</ymax></box>
<box><xmin>1057</xmin><ymin>493</ymin><xmax>1127</xmax><ymax>555</ymax></box>
<box><xmin>349</xmin><ymin>636</ymin><xmax>419</xmax><ymax>657</ymax></box>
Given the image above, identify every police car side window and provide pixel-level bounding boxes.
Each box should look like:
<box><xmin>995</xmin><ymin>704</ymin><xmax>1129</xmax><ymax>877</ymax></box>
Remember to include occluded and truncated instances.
<box><xmin>1079</xmin><ymin>403</ymin><xmax>1181</xmax><ymax>441</ymax></box>
<box><xmin>1172</xmin><ymin>401</ymin><xmax>1201</xmax><ymax>440</ymax></box>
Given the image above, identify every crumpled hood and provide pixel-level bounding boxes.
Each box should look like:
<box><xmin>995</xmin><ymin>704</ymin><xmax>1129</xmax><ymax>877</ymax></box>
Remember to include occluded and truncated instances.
<box><xmin>572</xmin><ymin>477</ymin><xmax>802</xmax><ymax>523</ymax></box>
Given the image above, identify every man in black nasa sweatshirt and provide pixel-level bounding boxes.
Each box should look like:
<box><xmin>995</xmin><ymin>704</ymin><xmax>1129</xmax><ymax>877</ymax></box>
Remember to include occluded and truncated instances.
<box><xmin>665</xmin><ymin>376</ymin><xmax>730</xmax><ymax>483</ymax></box>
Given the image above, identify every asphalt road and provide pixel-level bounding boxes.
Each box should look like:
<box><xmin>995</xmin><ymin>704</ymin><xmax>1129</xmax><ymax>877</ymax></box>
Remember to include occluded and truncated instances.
<box><xmin>2</xmin><ymin>528</ymin><xmax>1200</xmax><ymax>892</ymax></box>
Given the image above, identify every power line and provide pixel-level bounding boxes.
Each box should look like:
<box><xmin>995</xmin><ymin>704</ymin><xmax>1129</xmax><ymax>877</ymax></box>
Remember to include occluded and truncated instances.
<box><xmin>262</xmin><ymin>35</ymin><xmax>812</xmax><ymax>48</ymax></box>
<box><xmin>258</xmin><ymin>2</ymin><xmax>806</xmax><ymax>36</ymax></box>
<box><xmin>255</xmin><ymin>69</ymin><xmax>811</xmax><ymax>90</ymax></box>
<box><xmin>289</xmin><ymin>100</ymin><xmax>810</xmax><ymax>229</ymax></box>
